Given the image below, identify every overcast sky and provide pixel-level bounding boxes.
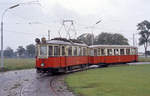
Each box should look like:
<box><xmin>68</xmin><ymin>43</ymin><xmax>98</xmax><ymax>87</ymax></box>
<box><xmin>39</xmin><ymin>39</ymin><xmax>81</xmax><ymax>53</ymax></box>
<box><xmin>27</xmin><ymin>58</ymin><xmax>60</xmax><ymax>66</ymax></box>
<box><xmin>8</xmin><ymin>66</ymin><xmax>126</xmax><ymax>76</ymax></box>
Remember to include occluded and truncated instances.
<box><xmin>0</xmin><ymin>0</ymin><xmax>150</xmax><ymax>52</ymax></box>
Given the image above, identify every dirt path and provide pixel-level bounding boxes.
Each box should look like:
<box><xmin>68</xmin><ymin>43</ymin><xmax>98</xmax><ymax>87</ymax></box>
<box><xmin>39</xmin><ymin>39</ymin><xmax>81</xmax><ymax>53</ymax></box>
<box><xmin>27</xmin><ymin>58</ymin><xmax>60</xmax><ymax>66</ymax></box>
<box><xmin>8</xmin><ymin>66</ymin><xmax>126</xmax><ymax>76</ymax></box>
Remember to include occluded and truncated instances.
<box><xmin>0</xmin><ymin>69</ymin><xmax>74</xmax><ymax>96</ymax></box>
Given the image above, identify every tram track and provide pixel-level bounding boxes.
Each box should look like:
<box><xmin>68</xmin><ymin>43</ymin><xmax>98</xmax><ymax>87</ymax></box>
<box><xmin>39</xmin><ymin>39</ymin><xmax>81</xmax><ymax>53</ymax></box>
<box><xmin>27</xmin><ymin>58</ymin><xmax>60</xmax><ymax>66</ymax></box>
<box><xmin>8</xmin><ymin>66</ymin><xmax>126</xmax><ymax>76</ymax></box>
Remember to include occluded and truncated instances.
<box><xmin>49</xmin><ymin>76</ymin><xmax>66</xmax><ymax>96</ymax></box>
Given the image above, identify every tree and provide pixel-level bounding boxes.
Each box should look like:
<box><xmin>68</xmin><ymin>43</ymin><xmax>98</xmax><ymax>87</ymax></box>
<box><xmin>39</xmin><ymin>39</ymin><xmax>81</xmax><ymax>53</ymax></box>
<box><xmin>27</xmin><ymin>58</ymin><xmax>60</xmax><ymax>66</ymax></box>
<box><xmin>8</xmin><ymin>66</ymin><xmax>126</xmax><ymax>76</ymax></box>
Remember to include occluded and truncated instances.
<box><xmin>137</xmin><ymin>20</ymin><xmax>150</xmax><ymax>57</ymax></box>
<box><xmin>94</xmin><ymin>32</ymin><xmax>129</xmax><ymax>45</ymax></box>
<box><xmin>17</xmin><ymin>46</ymin><xmax>25</xmax><ymax>57</ymax></box>
<box><xmin>4</xmin><ymin>47</ymin><xmax>14</xmax><ymax>58</ymax></box>
<box><xmin>26</xmin><ymin>44</ymin><xmax>35</xmax><ymax>58</ymax></box>
<box><xmin>77</xmin><ymin>33</ymin><xmax>94</xmax><ymax>45</ymax></box>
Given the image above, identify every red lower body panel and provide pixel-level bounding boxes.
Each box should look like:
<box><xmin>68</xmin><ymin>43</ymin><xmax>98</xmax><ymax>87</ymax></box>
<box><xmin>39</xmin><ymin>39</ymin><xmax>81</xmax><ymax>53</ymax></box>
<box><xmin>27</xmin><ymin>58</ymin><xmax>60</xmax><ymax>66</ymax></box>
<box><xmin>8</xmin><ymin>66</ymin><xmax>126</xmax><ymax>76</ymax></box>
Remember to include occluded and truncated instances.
<box><xmin>89</xmin><ymin>55</ymin><xmax>138</xmax><ymax>64</ymax></box>
<box><xmin>36</xmin><ymin>56</ymin><xmax>88</xmax><ymax>68</ymax></box>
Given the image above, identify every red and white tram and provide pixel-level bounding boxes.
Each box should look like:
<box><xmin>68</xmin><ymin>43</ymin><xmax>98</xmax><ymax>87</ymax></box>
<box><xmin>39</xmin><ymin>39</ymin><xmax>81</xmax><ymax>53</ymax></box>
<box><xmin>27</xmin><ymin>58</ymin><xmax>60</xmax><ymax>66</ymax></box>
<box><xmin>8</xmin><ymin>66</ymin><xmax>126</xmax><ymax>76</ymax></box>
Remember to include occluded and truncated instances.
<box><xmin>35</xmin><ymin>38</ymin><xmax>138</xmax><ymax>73</ymax></box>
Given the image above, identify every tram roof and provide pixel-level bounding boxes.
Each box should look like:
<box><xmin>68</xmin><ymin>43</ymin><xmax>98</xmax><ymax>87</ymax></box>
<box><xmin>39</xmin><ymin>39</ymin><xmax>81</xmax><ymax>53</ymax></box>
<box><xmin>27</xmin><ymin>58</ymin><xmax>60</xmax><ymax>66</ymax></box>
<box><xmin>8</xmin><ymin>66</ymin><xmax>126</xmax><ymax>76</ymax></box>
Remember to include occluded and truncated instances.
<box><xmin>89</xmin><ymin>45</ymin><xmax>137</xmax><ymax>48</ymax></box>
<box><xmin>46</xmin><ymin>40</ymin><xmax>87</xmax><ymax>47</ymax></box>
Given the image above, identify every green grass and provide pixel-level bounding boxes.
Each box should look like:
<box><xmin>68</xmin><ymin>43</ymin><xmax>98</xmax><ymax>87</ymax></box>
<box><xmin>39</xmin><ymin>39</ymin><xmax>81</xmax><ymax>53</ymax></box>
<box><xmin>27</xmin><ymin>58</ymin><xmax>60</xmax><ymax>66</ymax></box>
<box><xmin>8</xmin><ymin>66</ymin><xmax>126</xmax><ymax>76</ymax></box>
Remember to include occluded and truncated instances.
<box><xmin>138</xmin><ymin>57</ymin><xmax>150</xmax><ymax>62</ymax></box>
<box><xmin>0</xmin><ymin>58</ymin><xmax>35</xmax><ymax>72</ymax></box>
<box><xmin>65</xmin><ymin>65</ymin><xmax>150</xmax><ymax>96</ymax></box>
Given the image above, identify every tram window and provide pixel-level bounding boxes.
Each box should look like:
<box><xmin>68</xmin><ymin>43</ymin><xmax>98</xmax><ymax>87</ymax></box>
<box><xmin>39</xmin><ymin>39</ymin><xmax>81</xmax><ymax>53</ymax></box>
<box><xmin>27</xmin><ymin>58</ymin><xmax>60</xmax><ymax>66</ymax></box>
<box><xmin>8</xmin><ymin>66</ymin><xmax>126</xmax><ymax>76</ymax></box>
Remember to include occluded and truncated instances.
<box><xmin>77</xmin><ymin>47</ymin><xmax>80</xmax><ymax>56</ymax></box>
<box><xmin>107</xmin><ymin>49</ymin><xmax>113</xmax><ymax>56</ymax></box>
<box><xmin>62</xmin><ymin>46</ymin><xmax>65</xmax><ymax>56</ymax></box>
<box><xmin>135</xmin><ymin>48</ymin><xmax>137</xmax><ymax>54</ymax></box>
<box><xmin>49</xmin><ymin>46</ymin><xmax>53</xmax><ymax>56</ymax></box>
<box><xmin>83</xmin><ymin>48</ymin><xmax>86</xmax><ymax>56</ymax></box>
<box><xmin>126</xmin><ymin>49</ymin><xmax>130</xmax><ymax>55</ymax></box>
<box><xmin>90</xmin><ymin>49</ymin><xmax>94</xmax><ymax>56</ymax></box>
<box><xmin>94</xmin><ymin>49</ymin><xmax>97</xmax><ymax>56</ymax></box>
<box><xmin>54</xmin><ymin>46</ymin><xmax>60</xmax><ymax>56</ymax></box>
<box><xmin>120</xmin><ymin>49</ymin><xmax>124</xmax><ymax>55</ymax></box>
<box><xmin>98</xmin><ymin>48</ymin><xmax>101</xmax><ymax>56</ymax></box>
<box><xmin>35</xmin><ymin>46</ymin><xmax>38</xmax><ymax>56</ymax></box>
<box><xmin>80</xmin><ymin>47</ymin><xmax>83</xmax><ymax>56</ymax></box>
<box><xmin>40</xmin><ymin>46</ymin><xmax>47</xmax><ymax>56</ymax></box>
<box><xmin>131</xmin><ymin>48</ymin><xmax>136</xmax><ymax>55</ymax></box>
<box><xmin>74</xmin><ymin>47</ymin><xmax>77</xmax><ymax>56</ymax></box>
<box><xmin>68</xmin><ymin>47</ymin><xmax>72</xmax><ymax>56</ymax></box>
<box><xmin>101</xmin><ymin>49</ymin><xmax>105</xmax><ymax>56</ymax></box>
<box><xmin>114</xmin><ymin>49</ymin><xmax>119</xmax><ymax>55</ymax></box>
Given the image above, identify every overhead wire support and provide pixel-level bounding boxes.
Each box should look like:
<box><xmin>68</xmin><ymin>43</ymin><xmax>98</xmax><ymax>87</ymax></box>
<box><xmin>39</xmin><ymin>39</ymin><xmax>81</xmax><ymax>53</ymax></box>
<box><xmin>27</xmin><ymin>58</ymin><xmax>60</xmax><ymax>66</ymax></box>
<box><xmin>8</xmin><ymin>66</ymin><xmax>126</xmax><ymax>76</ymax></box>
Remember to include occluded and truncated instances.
<box><xmin>57</xmin><ymin>20</ymin><xmax>77</xmax><ymax>39</ymax></box>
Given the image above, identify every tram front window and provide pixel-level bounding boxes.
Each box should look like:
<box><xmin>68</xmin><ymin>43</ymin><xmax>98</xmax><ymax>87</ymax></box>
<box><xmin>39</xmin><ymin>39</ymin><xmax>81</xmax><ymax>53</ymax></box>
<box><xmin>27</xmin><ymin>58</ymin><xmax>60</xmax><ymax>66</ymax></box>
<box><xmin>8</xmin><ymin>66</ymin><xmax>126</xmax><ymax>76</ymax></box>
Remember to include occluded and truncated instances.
<box><xmin>39</xmin><ymin>46</ymin><xmax>47</xmax><ymax>57</ymax></box>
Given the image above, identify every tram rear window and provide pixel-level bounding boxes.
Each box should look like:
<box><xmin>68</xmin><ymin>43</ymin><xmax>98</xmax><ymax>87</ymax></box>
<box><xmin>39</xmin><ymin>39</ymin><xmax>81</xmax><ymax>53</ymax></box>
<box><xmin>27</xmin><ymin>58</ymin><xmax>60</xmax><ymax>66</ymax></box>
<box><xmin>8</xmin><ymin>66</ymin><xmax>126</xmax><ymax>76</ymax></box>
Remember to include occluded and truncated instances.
<box><xmin>40</xmin><ymin>46</ymin><xmax>47</xmax><ymax>56</ymax></box>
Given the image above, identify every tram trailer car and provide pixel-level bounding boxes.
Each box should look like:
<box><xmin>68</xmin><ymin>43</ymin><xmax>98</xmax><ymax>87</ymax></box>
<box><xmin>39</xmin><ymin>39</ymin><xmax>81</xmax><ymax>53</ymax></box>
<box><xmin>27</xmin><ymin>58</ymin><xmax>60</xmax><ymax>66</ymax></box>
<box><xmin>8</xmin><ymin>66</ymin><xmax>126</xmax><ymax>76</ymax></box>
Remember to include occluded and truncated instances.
<box><xmin>35</xmin><ymin>38</ymin><xmax>138</xmax><ymax>73</ymax></box>
<box><xmin>89</xmin><ymin>45</ymin><xmax>138</xmax><ymax>66</ymax></box>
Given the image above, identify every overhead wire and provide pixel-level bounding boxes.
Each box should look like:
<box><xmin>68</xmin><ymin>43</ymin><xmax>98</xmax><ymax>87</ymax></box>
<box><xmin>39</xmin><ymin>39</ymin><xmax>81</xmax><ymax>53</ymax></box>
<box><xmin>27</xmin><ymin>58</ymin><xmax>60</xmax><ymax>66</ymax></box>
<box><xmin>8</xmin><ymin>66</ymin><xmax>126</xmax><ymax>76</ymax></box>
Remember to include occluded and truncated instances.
<box><xmin>5</xmin><ymin>29</ymin><xmax>40</xmax><ymax>37</ymax></box>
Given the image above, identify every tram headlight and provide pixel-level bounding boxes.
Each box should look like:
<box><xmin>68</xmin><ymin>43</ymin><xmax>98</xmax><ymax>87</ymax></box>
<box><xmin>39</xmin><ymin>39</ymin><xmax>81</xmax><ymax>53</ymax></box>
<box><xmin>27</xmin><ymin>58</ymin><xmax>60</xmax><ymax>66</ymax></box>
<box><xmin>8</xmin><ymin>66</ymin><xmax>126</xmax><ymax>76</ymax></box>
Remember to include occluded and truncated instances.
<box><xmin>41</xmin><ymin>63</ymin><xmax>45</xmax><ymax>67</ymax></box>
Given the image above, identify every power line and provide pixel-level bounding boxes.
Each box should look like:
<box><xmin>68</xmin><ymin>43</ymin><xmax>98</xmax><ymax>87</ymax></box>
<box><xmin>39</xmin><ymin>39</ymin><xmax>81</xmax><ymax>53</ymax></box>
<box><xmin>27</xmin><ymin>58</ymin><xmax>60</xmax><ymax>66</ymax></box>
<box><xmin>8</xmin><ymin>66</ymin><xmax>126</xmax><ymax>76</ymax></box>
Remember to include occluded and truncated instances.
<box><xmin>4</xmin><ymin>29</ymin><xmax>40</xmax><ymax>37</ymax></box>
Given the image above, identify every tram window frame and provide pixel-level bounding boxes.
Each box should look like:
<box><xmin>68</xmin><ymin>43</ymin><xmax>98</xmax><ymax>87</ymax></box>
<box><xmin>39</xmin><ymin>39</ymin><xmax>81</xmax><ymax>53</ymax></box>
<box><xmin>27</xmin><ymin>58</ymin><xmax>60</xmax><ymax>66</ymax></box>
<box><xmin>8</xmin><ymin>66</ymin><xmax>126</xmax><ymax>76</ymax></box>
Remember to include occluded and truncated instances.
<box><xmin>98</xmin><ymin>48</ymin><xmax>101</xmax><ymax>56</ymax></box>
<box><xmin>131</xmin><ymin>48</ymin><xmax>136</xmax><ymax>55</ymax></box>
<box><xmin>90</xmin><ymin>49</ymin><xmax>94</xmax><ymax>56</ymax></box>
<box><xmin>80</xmin><ymin>47</ymin><xmax>83</xmax><ymax>56</ymax></box>
<box><xmin>101</xmin><ymin>48</ymin><xmax>105</xmax><ymax>56</ymax></box>
<box><xmin>94</xmin><ymin>49</ymin><xmax>97</xmax><ymax>56</ymax></box>
<box><xmin>135</xmin><ymin>48</ymin><xmax>138</xmax><ymax>55</ymax></box>
<box><xmin>54</xmin><ymin>46</ymin><xmax>60</xmax><ymax>56</ymax></box>
<box><xmin>83</xmin><ymin>47</ymin><xmax>86</xmax><ymax>56</ymax></box>
<box><xmin>68</xmin><ymin>46</ymin><xmax>72</xmax><ymax>56</ymax></box>
<box><xmin>77</xmin><ymin>47</ymin><xmax>80</xmax><ymax>56</ymax></box>
<box><xmin>35</xmin><ymin>45</ymin><xmax>39</xmax><ymax>57</ymax></box>
<box><xmin>107</xmin><ymin>49</ymin><xmax>113</xmax><ymax>56</ymax></box>
<box><xmin>39</xmin><ymin>45</ymin><xmax>47</xmax><ymax>57</ymax></box>
<box><xmin>74</xmin><ymin>46</ymin><xmax>77</xmax><ymax>56</ymax></box>
<box><xmin>49</xmin><ymin>45</ymin><xmax>53</xmax><ymax>57</ymax></box>
<box><xmin>114</xmin><ymin>49</ymin><xmax>119</xmax><ymax>56</ymax></box>
<box><xmin>120</xmin><ymin>49</ymin><xmax>124</xmax><ymax>55</ymax></box>
<box><xmin>126</xmin><ymin>48</ymin><xmax>130</xmax><ymax>55</ymax></box>
<box><xmin>62</xmin><ymin>46</ymin><xmax>65</xmax><ymax>56</ymax></box>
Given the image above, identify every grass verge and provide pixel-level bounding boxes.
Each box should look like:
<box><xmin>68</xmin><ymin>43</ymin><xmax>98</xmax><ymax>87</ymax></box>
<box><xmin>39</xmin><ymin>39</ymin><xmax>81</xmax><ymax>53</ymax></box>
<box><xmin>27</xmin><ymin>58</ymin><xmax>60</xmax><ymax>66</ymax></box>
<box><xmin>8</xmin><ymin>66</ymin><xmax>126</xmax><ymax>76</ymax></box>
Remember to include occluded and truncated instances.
<box><xmin>0</xmin><ymin>58</ymin><xmax>35</xmax><ymax>72</ymax></box>
<box><xmin>138</xmin><ymin>57</ymin><xmax>150</xmax><ymax>62</ymax></box>
<box><xmin>65</xmin><ymin>65</ymin><xmax>150</xmax><ymax>96</ymax></box>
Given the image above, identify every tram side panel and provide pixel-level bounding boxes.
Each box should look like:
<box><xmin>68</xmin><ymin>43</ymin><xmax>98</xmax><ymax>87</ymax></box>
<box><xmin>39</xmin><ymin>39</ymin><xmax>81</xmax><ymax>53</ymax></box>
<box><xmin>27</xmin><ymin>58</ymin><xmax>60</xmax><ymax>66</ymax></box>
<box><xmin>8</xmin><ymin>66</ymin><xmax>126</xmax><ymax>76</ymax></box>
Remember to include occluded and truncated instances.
<box><xmin>65</xmin><ymin>56</ymin><xmax>88</xmax><ymax>67</ymax></box>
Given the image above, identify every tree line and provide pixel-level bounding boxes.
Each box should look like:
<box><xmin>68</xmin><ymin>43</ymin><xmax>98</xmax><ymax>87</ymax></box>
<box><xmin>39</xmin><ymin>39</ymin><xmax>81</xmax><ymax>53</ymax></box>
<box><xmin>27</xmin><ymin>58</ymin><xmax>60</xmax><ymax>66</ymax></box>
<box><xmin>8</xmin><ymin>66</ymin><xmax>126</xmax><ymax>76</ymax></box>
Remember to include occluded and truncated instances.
<box><xmin>77</xmin><ymin>32</ymin><xmax>129</xmax><ymax>46</ymax></box>
<box><xmin>0</xmin><ymin>44</ymin><xmax>35</xmax><ymax>58</ymax></box>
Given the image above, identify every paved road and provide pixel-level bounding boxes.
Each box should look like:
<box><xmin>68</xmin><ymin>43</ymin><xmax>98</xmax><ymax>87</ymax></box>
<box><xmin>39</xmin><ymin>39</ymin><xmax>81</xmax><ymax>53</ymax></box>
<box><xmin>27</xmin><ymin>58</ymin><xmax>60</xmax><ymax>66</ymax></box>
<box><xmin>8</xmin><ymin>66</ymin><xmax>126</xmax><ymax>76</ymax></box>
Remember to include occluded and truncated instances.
<box><xmin>0</xmin><ymin>69</ymin><xmax>74</xmax><ymax>96</ymax></box>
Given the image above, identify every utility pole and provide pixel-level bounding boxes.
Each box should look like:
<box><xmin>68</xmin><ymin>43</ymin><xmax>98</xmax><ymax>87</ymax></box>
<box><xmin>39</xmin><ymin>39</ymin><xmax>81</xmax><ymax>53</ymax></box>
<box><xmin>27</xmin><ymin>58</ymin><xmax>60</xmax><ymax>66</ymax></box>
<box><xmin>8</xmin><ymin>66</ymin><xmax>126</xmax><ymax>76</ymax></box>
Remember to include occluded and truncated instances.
<box><xmin>133</xmin><ymin>33</ymin><xmax>135</xmax><ymax>46</ymax></box>
<box><xmin>91</xmin><ymin>20</ymin><xmax>102</xmax><ymax>45</ymax></box>
<box><xmin>48</xmin><ymin>30</ymin><xmax>50</xmax><ymax>40</ymax></box>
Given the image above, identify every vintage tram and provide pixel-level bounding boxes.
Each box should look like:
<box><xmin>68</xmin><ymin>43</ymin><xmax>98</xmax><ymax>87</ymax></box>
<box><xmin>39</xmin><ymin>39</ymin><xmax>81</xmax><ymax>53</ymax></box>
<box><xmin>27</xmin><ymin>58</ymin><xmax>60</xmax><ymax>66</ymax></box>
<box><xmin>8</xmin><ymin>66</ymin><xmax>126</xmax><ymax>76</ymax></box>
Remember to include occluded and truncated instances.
<box><xmin>35</xmin><ymin>38</ymin><xmax>138</xmax><ymax>73</ymax></box>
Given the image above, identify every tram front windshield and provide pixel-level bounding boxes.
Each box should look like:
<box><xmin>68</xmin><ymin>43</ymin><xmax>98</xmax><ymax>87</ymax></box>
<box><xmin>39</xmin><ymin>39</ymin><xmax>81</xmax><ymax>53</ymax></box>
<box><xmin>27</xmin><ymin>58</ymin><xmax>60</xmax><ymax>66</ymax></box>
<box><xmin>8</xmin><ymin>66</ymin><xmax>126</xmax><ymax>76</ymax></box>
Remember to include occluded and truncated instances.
<box><xmin>39</xmin><ymin>45</ymin><xmax>47</xmax><ymax>57</ymax></box>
